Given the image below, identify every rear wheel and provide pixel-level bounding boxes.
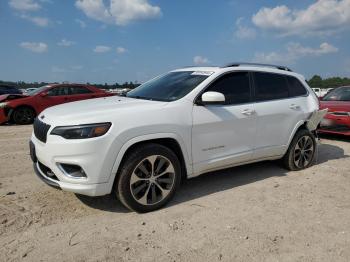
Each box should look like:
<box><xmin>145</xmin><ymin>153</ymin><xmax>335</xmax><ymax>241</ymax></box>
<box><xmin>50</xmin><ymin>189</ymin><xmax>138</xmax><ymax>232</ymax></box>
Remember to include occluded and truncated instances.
<box><xmin>116</xmin><ymin>143</ymin><xmax>181</xmax><ymax>213</ymax></box>
<box><xmin>12</xmin><ymin>107</ymin><xmax>35</xmax><ymax>125</ymax></box>
<box><xmin>283</xmin><ymin>129</ymin><xmax>316</xmax><ymax>171</ymax></box>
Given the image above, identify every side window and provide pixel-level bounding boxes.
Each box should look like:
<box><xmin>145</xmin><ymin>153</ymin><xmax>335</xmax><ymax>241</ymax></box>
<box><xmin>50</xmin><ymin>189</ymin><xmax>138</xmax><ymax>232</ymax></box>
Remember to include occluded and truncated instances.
<box><xmin>69</xmin><ymin>86</ymin><xmax>93</xmax><ymax>95</ymax></box>
<box><xmin>254</xmin><ymin>72</ymin><xmax>289</xmax><ymax>101</ymax></box>
<box><xmin>47</xmin><ymin>87</ymin><xmax>69</xmax><ymax>96</ymax></box>
<box><xmin>338</xmin><ymin>88</ymin><xmax>350</xmax><ymax>101</ymax></box>
<box><xmin>287</xmin><ymin>76</ymin><xmax>307</xmax><ymax>97</ymax></box>
<box><xmin>206</xmin><ymin>72</ymin><xmax>251</xmax><ymax>105</ymax></box>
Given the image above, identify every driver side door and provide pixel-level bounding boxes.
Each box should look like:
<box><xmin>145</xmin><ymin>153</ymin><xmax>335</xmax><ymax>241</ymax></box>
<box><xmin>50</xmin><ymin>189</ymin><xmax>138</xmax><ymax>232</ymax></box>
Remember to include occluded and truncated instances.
<box><xmin>191</xmin><ymin>71</ymin><xmax>257</xmax><ymax>175</ymax></box>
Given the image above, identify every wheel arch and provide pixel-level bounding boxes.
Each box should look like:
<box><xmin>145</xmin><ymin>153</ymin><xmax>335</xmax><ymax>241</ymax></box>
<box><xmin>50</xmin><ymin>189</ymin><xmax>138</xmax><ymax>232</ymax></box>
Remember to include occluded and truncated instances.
<box><xmin>285</xmin><ymin>120</ymin><xmax>309</xmax><ymax>151</ymax></box>
<box><xmin>108</xmin><ymin>133</ymin><xmax>191</xmax><ymax>193</ymax></box>
<box><xmin>9</xmin><ymin>104</ymin><xmax>37</xmax><ymax>121</ymax></box>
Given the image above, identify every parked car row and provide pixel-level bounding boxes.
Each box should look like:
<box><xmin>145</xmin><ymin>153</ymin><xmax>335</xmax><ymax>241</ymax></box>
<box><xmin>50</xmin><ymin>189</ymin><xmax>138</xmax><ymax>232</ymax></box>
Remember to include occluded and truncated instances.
<box><xmin>0</xmin><ymin>84</ymin><xmax>114</xmax><ymax>125</ymax></box>
<box><xmin>0</xmin><ymin>84</ymin><xmax>22</xmax><ymax>95</ymax></box>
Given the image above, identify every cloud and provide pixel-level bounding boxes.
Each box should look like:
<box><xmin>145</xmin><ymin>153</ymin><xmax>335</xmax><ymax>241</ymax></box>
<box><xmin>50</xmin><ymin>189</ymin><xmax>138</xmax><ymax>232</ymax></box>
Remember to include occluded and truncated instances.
<box><xmin>75</xmin><ymin>18</ymin><xmax>86</xmax><ymax>28</ymax></box>
<box><xmin>9</xmin><ymin>0</ymin><xmax>41</xmax><ymax>12</ymax></box>
<box><xmin>20</xmin><ymin>14</ymin><xmax>49</xmax><ymax>27</ymax></box>
<box><xmin>235</xmin><ymin>17</ymin><xmax>256</xmax><ymax>39</ymax></box>
<box><xmin>116</xmin><ymin>46</ymin><xmax>127</xmax><ymax>54</ymax></box>
<box><xmin>52</xmin><ymin>65</ymin><xmax>83</xmax><ymax>73</ymax></box>
<box><xmin>93</xmin><ymin>45</ymin><xmax>111</xmax><ymax>53</ymax></box>
<box><xmin>193</xmin><ymin>56</ymin><xmax>209</xmax><ymax>65</ymax></box>
<box><xmin>75</xmin><ymin>0</ymin><xmax>162</xmax><ymax>26</ymax></box>
<box><xmin>253</xmin><ymin>42</ymin><xmax>339</xmax><ymax>64</ymax></box>
<box><xmin>51</xmin><ymin>66</ymin><xmax>66</xmax><ymax>73</ymax></box>
<box><xmin>20</xmin><ymin>42</ymin><xmax>48</xmax><ymax>53</ymax></box>
<box><xmin>252</xmin><ymin>0</ymin><xmax>350</xmax><ymax>36</ymax></box>
<box><xmin>57</xmin><ymin>39</ymin><xmax>76</xmax><ymax>47</ymax></box>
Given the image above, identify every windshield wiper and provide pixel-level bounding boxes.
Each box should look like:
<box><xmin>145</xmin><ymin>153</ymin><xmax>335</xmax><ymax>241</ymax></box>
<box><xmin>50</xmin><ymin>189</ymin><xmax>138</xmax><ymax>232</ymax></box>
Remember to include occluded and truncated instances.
<box><xmin>127</xmin><ymin>95</ymin><xmax>171</xmax><ymax>102</ymax></box>
<box><xmin>128</xmin><ymin>95</ymin><xmax>154</xmax><ymax>100</ymax></box>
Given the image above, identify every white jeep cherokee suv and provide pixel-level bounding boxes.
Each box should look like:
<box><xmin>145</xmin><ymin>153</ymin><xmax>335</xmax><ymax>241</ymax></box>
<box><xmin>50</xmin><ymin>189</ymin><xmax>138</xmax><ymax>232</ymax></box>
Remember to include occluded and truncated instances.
<box><xmin>30</xmin><ymin>63</ymin><xmax>323</xmax><ymax>212</ymax></box>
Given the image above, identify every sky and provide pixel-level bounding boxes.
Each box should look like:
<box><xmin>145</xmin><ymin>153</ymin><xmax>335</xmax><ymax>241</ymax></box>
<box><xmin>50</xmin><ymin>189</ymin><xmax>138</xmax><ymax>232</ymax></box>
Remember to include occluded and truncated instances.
<box><xmin>1</xmin><ymin>0</ymin><xmax>350</xmax><ymax>84</ymax></box>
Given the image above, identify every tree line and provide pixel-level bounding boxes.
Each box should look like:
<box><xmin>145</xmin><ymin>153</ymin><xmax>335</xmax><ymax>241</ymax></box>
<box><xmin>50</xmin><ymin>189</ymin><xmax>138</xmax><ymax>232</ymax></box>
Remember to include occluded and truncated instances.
<box><xmin>0</xmin><ymin>80</ymin><xmax>140</xmax><ymax>90</ymax></box>
<box><xmin>307</xmin><ymin>75</ymin><xmax>350</xmax><ymax>89</ymax></box>
<box><xmin>1</xmin><ymin>75</ymin><xmax>350</xmax><ymax>90</ymax></box>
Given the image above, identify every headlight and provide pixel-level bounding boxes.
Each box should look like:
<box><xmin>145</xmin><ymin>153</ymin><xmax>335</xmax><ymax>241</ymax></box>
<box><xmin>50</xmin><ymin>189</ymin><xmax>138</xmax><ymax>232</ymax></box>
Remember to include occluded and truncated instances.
<box><xmin>51</xmin><ymin>123</ymin><xmax>111</xmax><ymax>139</ymax></box>
<box><xmin>0</xmin><ymin>102</ymin><xmax>8</xmax><ymax>108</ymax></box>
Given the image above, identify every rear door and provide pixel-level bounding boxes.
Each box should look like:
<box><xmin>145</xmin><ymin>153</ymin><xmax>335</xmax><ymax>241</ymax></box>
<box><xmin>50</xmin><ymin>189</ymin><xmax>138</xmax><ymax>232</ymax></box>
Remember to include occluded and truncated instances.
<box><xmin>192</xmin><ymin>71</ymin><xmax>257</xmax><ymax>174</ymax></box>
<box><xmin>252</xmin><ymin>72</ymin><xmax>308</xmax><ymax>159</ymax></box>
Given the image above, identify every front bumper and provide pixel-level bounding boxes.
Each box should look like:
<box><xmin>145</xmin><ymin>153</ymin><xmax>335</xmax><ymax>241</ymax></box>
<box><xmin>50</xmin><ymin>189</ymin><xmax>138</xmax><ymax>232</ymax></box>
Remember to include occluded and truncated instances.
<box><xmin>33</xmin><ymin>160</ymin><xmax>111</xmax><ymax>195</ymax></box>
<box><xmin>0</xmin><ymin>108</ymin><xmax>9</xmax><ymax>124</ymax></box>
<box><xmin>30</xmin><ymin>129</ymin><xmax>121</xmax><ymax>196</ymax></box>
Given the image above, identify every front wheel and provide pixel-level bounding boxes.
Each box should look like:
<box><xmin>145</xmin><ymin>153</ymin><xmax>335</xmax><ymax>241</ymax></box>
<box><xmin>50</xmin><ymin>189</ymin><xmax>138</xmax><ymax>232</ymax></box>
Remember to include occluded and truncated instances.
<box><xmin>283</xmin><ymin>129</ymin><xmax>316</xmax><ymax>171</ymax></box>
<box><xmin>116</xmin><ymin>143</ymin><xmax>181</xmax><ymax>213</ymax></box>
<box><xmin>12</xmin><ymin>107</ymin><xmax>35</xmax><ymax>125</ymax></box>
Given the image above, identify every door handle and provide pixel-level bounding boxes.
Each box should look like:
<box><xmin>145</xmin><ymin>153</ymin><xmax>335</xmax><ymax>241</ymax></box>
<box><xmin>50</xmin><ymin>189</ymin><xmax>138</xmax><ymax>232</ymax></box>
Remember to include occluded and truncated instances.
<box><xmin>241</xmin><ymin>109</ymin><xmax>255</xmax><ymax>115</ymax></box>
<box><xmin>289</xmin><ymin>104</ymin><xmax>300</xmax><ymax>110</ymax></box>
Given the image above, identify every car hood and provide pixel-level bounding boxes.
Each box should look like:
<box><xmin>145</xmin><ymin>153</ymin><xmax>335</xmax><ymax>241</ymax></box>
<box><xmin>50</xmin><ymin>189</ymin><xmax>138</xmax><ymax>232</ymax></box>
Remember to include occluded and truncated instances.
<box><xmin>40</xmin><ymin>96</ymin><xmax>169</xmax><ymax>125</ymax></box>
<box><xmin>0</xmin><ymin>94</ymin><xmax>28</xmax><ymax>102</ymax></box>
<box><xmin>320</xmin><ymin>100</ymin><xmax>350</xmax><ymax>113</ymax></box>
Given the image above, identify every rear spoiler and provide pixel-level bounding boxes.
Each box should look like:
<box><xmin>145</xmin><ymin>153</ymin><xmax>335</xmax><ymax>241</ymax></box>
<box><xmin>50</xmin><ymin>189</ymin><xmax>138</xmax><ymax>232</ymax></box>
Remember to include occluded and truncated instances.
<box><xmin>306</xmin><ymin>109</ymin><xmax>328</xmax><ymax>131</ymax></box>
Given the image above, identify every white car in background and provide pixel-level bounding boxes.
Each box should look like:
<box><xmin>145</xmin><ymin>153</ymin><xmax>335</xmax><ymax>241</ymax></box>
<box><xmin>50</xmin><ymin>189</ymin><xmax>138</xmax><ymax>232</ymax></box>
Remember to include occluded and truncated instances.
<box><xmin>30</xmin><ymin>63</ymin><xmax>324</xmax><ymax>212</ymax></box>
<box><xmin>312</xmin><ymin>88</ymin><xmax>333</xmax><ymax>97</ymax></box>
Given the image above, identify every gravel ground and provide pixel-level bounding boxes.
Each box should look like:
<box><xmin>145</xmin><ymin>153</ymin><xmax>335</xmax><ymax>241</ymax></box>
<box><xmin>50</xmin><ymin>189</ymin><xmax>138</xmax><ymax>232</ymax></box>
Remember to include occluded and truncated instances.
<box><xmin>0</xmin><ymin>125</ymin><xmax>349</xmax><ymax>262</ymax></box>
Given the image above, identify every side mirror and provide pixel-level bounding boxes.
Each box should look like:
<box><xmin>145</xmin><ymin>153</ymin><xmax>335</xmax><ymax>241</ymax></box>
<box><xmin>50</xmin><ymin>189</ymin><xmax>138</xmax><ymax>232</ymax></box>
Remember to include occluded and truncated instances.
<box><xmin>200</xmin><ymin>91</ymin><xmax>225</xmax><ymax>105</ymax></box>
<box><xmin>40</xmin><ymin>92</ymin><xmax>48</xmax><ymax>97</ymax></box>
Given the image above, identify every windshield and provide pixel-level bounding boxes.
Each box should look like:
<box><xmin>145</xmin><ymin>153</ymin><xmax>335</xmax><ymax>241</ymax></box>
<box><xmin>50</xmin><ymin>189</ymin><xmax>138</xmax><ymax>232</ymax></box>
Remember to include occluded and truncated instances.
<box><xmin>127</xmin><ymin>71</ymin><xmax>210</xmax><ymax>102</ymax></box>
<box><xmin>322</xmin><ymin>87</ymin><xmax>350</xmax><ymax>101</ymax></box>
<box><xmin>28</xmin><ymin>85</ymin><xmax>50</xmax><ymax>96</ymax></box>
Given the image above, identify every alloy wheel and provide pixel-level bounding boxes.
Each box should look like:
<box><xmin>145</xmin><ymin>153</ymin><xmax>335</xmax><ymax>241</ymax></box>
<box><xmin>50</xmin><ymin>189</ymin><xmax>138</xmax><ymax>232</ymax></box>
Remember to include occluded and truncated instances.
<box><xmin>14</xmin><ymin>108</ymin><xmax>34</xmax><ymax>124</ymax></box>
<box><xmin>130</xmin><ymin>155</ymin><xmax>175</xmax><ymax>205</ymax></box>
<box><xmin>293</xmin><ymin>135</ymin><xmax>314</xmax><ymax>168</ymax></box>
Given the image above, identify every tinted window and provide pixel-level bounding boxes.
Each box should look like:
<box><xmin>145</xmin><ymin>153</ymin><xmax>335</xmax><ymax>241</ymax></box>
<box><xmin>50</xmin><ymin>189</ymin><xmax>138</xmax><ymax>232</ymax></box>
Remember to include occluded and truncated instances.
<box><xmin>287</xmin><ymin>76</ymin><xmax>307</xmax><ymax>97</ymax></box>
<box><xmin>206</xmin><ymin>72</ymin><xmax>251</xmax><ymax>105</ymax></box>
<box><xmin>47</xmin><ymin>87</ymin><xmax>69</xmax><ymax>96</ymax></box>
<box><xmin>254</xmin><ymin>72</ymin><xmax>289</xmax><ymax>101</ymax></box>
<box><xmin>69</xmin><ymin>86</ymin><xmax>93</xmax><ymax>95</ymax></box>
<box><xmin>323</xmin><ymin>87</ymin><xmax>350</xmax><ymax>101</ymax></box>
<box><xmin>0</xmin><ymin>85</ymin><xmax>15</xmax><ymax>90</ymax></box>
<box><xmin>127</xmin><ymin>71</ymin><xmax>209</xmax><ymax>102</ymax></box>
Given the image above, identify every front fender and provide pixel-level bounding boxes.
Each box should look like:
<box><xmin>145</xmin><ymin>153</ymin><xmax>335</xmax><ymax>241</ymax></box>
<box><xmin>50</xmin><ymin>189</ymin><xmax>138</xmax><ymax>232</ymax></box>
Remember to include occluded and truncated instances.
<box><xmin>106</xmin><ymin>132</ymin><xmax>192</xmax><ymax>193</ymax></box>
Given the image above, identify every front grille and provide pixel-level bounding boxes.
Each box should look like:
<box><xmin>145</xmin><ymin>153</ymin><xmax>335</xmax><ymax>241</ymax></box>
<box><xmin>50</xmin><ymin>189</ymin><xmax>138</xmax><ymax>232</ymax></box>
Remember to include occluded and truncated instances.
<box><xmin>33</xmin><ymin>118</ymin><xmax>51</xmax><ymax>143</ymax></box>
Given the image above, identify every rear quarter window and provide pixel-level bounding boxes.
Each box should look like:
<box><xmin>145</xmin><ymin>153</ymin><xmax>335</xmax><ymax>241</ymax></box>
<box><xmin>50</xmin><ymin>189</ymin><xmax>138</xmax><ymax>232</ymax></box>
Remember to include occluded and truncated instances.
<box><xmin>286</xmin><ymin>76</ymin><xmax>308</xmax><ymax>97</ymax></box>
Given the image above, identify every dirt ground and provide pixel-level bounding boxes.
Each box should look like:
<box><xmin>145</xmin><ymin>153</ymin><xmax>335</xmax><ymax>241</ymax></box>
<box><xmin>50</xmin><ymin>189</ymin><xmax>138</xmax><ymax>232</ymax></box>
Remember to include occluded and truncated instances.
<box><xmin>0</xmin><ymin>125</ymin><xmax>349</xmax><ymax>262</ymax></box>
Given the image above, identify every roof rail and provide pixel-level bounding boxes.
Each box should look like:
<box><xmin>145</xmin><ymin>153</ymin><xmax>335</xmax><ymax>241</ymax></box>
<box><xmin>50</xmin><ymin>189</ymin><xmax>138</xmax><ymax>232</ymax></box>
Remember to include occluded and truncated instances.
<box><xmin>223</xmin><ymin>62</ymin><xmax>292</xmax><ymax>72</ymax></box>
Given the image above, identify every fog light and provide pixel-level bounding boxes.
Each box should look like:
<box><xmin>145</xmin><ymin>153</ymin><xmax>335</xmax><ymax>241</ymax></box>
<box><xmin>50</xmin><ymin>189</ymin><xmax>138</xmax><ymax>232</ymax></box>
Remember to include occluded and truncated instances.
<box><xmin>58</xmin><ymin>163</ymin><xmax>87</xmax><ymax>178</ymax></box>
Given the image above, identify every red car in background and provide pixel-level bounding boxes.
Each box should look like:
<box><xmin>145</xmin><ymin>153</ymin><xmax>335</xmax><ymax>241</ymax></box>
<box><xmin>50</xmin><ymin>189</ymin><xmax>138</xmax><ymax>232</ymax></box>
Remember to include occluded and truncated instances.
<box><xmin>0</xmin><ymin>84</ymin><xmax>113</xmax><ymax>125</ymax></box>
<box><xmin>319</xmin><ymin>86</ymin><xmax>350</xmax><ymax>136</ymax></box>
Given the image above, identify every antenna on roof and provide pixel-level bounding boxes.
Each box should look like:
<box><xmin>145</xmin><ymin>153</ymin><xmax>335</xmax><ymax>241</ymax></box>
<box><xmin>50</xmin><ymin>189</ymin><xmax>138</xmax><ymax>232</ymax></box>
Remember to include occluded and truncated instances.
<box><xmin>223</xmin><ymin>62</ymin><xmax>292</xmax><ymax>72</ymax></box>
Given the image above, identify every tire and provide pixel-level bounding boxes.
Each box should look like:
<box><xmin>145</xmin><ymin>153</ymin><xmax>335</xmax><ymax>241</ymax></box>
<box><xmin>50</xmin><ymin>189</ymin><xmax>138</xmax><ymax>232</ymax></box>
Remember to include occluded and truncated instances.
<box><xmin>12</xmin><ymin>107</ymin><xmax>35</xmax><ymax>125</ymax></box>
<box><xmin>283</xmin><ymin>128</ymin><xmax>316</xmax><ymax>171</ymax></box>
<box><xmin>116</xmin><ymin>143</ymin><xmax>181</xmax><ymax>213</ymax></box>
